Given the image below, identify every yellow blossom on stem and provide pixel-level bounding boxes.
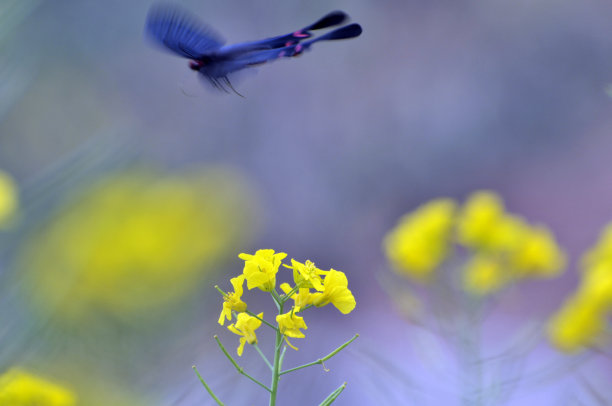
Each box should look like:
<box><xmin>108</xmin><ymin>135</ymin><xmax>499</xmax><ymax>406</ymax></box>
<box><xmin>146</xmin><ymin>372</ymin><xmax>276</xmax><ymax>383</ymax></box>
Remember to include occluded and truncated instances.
<box><xmin>227</xmin><ymin>312</ymin><xmax>263</xmax><ymax>356</ymax></box>
<box><xmin>200</xmin><ymin>249</ymin><xmax>359</xmax><ymax>406</ymax></box>
<box><xmin>280</xmin><ymin>283</ymin><xmax>312</xmax><ymax>308</ymax></box>
<box><xmin>311</xmin><ymin>269</ymin><xmax>356</xmax><ymax>314</ymax></box>
<box><xmin>383</xmin><ymin>198</ymin><xmax>456</xmax><ymax>281</ymax></box>
<box><xmin>0</xmin><ymin>369</ymin><xmax>76</xmax><ymax>406</ymax></box>
<box><xmin>463</xmin><ymin>254</ymin><xmax>507</xmax><ymax>295</ymax></box>
<box><xmin>239</xmin><ymin>249</ymin><xmax>287</xmax><ymax>292</ymax></box>
<box><xmin>283</xmin><ymin>259</ymin><xmax>326</xmax><ymax>291</ymax></box>
<box><xmin>276</xmin><ymin>307</ymin><xmax>308</xmax><ymax>350</ymax></box>
<box><xmin>218</xmin><ymin>275</ymin><xmax>247</xmax><ymax>325</ymax></box>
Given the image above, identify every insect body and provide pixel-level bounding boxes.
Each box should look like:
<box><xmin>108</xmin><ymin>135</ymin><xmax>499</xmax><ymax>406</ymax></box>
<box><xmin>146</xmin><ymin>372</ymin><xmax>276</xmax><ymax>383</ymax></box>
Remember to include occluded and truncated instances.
<box><xmin>146</xmin><ymin>4</ymin><xmax>362</xmax><ymax>94</ymax></box>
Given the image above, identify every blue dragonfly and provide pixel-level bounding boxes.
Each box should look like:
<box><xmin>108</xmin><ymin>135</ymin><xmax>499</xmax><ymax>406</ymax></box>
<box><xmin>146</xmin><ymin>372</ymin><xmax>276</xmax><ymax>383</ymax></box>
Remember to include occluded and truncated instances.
<box><xmin>146</xmin><ymin>4</ymin><xmax>362</xmax><ymax>95</ymax></box>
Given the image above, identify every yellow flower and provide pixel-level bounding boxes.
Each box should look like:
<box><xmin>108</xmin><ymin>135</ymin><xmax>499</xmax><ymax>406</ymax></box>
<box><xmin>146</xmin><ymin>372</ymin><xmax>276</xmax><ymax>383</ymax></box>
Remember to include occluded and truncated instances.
<box><xmin>280</xmin><ymin>283</ymin><xmax>312</xmax><ymax>308</ymax></box>
<box><xmin>310</xmin><ymin>269</ymin><xmax>356</xmax><ymax>314</ymax></box>
<box><xmin>463</xmin><ymin>254</ymin><xmax>507</xmax><ymax>295</ymax></box>
<box><xmin>283</xmin><ymin>259</ymin><xmax>326</xmax><ymax>291</ymax></box>
<box><xmin>547</xmin><ymin>223</ymin><xmax>612</xmax><ymax>353</ymax></box>
<box><xmin>276</xmin><ymin>308</ymin><xmax>308</xmax><ymax>350</ymax></box>
<box><xmin>227</xmin><ymin>312</ymin><xmax>263</xmax><ymax>356</ymax></box>
<box><xmin>457</xmin><ymin>191</ymin><xmax>530</xmax><ymax>254</ymax></box>
<box><xmin>457</xmin><ymin>191</ymin><xmax>566</xmax><ymax>293</ymax></box>
<box><xmin>511</xmin><ymin>225</ymin><xmax>566</xmax><ymax>278</ymax></box>
<box><xmin>547</xmin><ymin>298</ymin><xmax>607</xmax><ymax>353</ymax></box>
<box><xmin>218</xmin><ymin>275</ymin><xmax>247</xmax><ymax>325</ymax></box>
<box><xmin>457</xmin><ymin>191</ymin><xmax>506</xmax><ymax>248</ymax></box>
<box><xmin>0</xmin><ymin>369</ymin><xmax>76</xmax><ymax>406</ymax></box>
<box><xmin>579</xmin><ymin>262</ymin><xmax>612</xmax><ymax>311</ymax></box>
<box><xmin>0</xmin><ymin>170</ymin><xmax>18</xmax><ymax>228</ymax></box>
<box><xmin>19</xmin><ymin>167</ymin><xmax>254</xmax><ymax>323</ymax></box>
<box><xmin>239</xmin><ymin>249</ymin><xmax>287</xmax><ymax>292</ymax></box>
<box><xmin>581</xmin><ymin>223</ymin><xmax>612</xmax><ymax>270</ymax></box>
<box><xmin>383</xmin><ymin>198</ymin><xmax>456</xmax><ymax>281</ymax></box>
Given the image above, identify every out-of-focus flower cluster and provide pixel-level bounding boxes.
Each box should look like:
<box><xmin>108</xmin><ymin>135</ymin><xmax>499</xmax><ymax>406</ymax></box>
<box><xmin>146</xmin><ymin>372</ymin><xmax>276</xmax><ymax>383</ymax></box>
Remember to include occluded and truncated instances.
<box><xmin>548</xmin><ymin>224</ymin><xmax>612</xmax><ymax>352</ymax></box>
<box><xmin>0</xmin><ymin>369</ymin><xmax>76</xmax><ymax>406</ymax></box>
<box><xmin>18</xmin><ymin>166</ymin><xmax>254</xmax><ymax>323</ymax></box>
<box><xmin>383</xmin><ymin>190</ymin><xmax>566</xmax><ymax>295</ymax></box>
<box><xmin>219</xmin><ymin>249</ymin><xmax>356</xmax><ymax>355</ymax></box>
<box><xmin>0</xmin><ymin>169</ymin><xmax>18</xmax><ymax>228</ymax></box>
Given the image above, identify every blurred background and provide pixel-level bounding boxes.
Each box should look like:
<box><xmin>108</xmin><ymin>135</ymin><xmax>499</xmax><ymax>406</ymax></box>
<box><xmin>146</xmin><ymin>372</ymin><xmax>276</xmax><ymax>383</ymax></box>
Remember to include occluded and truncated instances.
<box><xmin>1</xmin><ymin>0</ymin><xmax>612</xmax><ymax>404</ymax></box>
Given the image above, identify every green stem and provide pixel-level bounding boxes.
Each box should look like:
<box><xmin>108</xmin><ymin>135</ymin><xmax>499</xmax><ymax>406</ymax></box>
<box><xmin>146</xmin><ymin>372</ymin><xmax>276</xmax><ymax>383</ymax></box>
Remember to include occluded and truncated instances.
<box><xmin>460</xmin><ymin>294</ymin><xmax>483</xmax><ymax>406</ymax></box>
<box><xmin>192</xmin><ymin>365</ymin><xmax>225</xmax><ymax>406</ymax></box>
<box><xmin>280</xmin><ymin>334</ymin><xmax>359</xmax><ymax>375</ymax></box>
<box><xmin>214</xmin><ymin>335</ymin><xmax>271</xmax><ymax>393</ymax></box>
<box><xmin>280</xmin><ymin>283</ymin><xmax>301</xmax><ymax>304</ymax></box>
<box><xmin>254</xmin><ymin>343</ymin><xmax>273</xmax><ymax>371</ymax></box>
<box><xmin>270</xmin><ymin>289</ymin><xmax>283</xmax><ymax>310</ymax></box>
<box><xmin>278</xmin><ymin>346</ymin><xmax>287</xmax><ymax>371</ymax></box>
<box><xmin>269</xmin><ymin>300</ymin><xmax>284</xmax><ymax>406</ymax></box>
<box><xmin>295</xmin><ymin>304</ymin><xmax>314</xmax><ymax>313</ymax></box>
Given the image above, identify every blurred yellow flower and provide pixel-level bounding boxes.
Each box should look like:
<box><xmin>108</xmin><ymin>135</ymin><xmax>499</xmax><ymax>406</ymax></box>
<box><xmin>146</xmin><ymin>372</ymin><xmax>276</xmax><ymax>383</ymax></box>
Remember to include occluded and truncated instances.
<box><xmin>548</xmin><ymin>222</ymin><xmax>612</xmax><ymax>352</ymax></box>
<box><xmin>547</xmin><ymin>298</ymin><xmax>608</xmax><ymax>353</ymax></box>
<box><xmin>0</xmin><ymin>170</ymin><xmax>18</xmax><ymax>228</ymax></box>
<box><xmin>456</xmin><ymin>191</ymin><xmax>531</xmax><ymax>254</ymax></box>
<box><xmin>384</xmin><ymin>191</ymin><xmax>566</xmax><ymax>297</ymax></box>
<box><xmin>228</xmin><ymin>312</ymin><xmax>263</xmax><ymax>356</ymax></box>
<box><xmin>239</xmin><ymin>249</ymin><xmax>287</xmax><ymax>292</ymax></box>
<box><xmin>456</xmin><ymin>191</ymin><xmax>507</xmax><ymax>250</ymax></box>
<box><xmin>463</xmin><ymin>254</ymin><xmax>507</xmax><ymax>295</ymax></box>
<box><xmin>457</xmin><ymin>193</ymin><xmax>565</xmax><ymax>294</ymax></box>
<box><xmin>0</xmin><ymin>369</ymin><xmax>76</xmax><ymax>406</ymax></box>
<box><xmin>310</xmin><ymin>269</ymin><xmax>356</xmax><ymax>314</ymax></box>
<box><xmin>19</xmin><ymin>167</ymin><xmax>255</xmax><ymax>323</ymax></box>
<box><xmin>581</xmin><ymin>223</ymin><xmax>612</xmax><ymax>270</ymax></box>
<box><xmin>383</xmin><ymin>198</ymin><xmax>456</xmax><ymax>281</ymax></box>
<box><xmin>579</xmin><ymin>262</ymin><xmax>612</xmax><ymax>310</ymax></box>
<box><xmin>511</xmin><ymin>225</ymin><xmax>566</xmax><ymax>278</ymax></box>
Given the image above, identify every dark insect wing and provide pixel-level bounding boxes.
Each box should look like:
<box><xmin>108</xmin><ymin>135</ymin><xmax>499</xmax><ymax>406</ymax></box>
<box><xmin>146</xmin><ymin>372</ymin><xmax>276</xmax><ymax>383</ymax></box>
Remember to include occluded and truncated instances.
<box><xmin>146</xmin><ymin>4</ymin><xmax>224</xmax><ymax>59</ymax></box>
<box><xmin>230</xmin><ymin>23</ymin><xmax>363</xmax><ymax>67</ymax></box>
<box><xmin>305</xmin><ymin>10</ymin><xmax>348</xmax><ymax>31</ymax></box>
<box><xmin>218</xmin><ymin>10</ymin><xmax>349</xmax><ymax>56</ymax></box>
<box><xmin>302</xmin><ymin>23</ymin><xmax>362</xmax><ymax>44</ymax></box>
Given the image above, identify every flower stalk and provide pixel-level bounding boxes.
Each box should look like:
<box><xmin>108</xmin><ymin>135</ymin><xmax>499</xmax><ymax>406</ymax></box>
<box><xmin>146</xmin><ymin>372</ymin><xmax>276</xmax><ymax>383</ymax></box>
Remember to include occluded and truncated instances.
<box><xmin>269</xmin><ymin>296</ymin><xmax>284</xmax><ymax>406</ymax></box>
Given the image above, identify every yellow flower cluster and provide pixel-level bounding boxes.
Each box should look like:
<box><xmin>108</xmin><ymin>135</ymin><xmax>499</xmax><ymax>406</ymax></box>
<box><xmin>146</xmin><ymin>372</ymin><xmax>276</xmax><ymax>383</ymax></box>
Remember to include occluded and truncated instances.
<box><xmin>0</xmin><ymin>170</ymin><xmax>18</xmax><ymax>228</ymax></box>
<box><xmin>19</xmin><ymin>167</ymin><xmax>254</xmax><ymax>323</ymax></box>
<box><xmin>220</xmin><ymin>249</ymin><xmax>356</xmax><ymax>355</ymax></box>
<box><xmin>0</xmin><ymin>369</ymin><xmax>76</xmax><ymax>406</ymax></box>
<box><xmin>548</xmin><ymin>224</ymin><xmax>612</xmax><ymax>352</ymax></box>
<box><xmin>383</xmin><ymin>191</ymin><xmax>566</xmax><ymax>295</ymax></box>
<box><xmin>383</xmin><ymin>199</ymin><xmax>456</xmax><ymax>281</ymax></box>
